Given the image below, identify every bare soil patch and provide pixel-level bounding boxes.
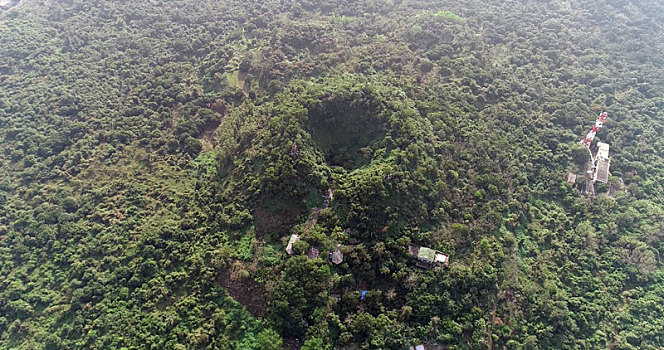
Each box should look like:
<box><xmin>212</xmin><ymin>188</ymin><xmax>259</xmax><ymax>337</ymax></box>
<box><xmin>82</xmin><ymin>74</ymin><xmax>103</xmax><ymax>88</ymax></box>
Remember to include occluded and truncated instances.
<box><xmin>217</xmin><ymin>260</ymin><xmax>268</xmax><ymax>318</ymax></box>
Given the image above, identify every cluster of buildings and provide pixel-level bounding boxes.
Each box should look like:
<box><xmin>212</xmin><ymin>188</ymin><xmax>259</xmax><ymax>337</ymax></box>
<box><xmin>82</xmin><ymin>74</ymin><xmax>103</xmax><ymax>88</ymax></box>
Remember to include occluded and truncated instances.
<box><xmin>286</xmin><ymin>234</ymin><xmax>344</xmax><ymax>265</ymax></box>
<box><xmin>287</xmin><ymin>234</ymin><xmax>449</xmax><ymax>270</ymax></box>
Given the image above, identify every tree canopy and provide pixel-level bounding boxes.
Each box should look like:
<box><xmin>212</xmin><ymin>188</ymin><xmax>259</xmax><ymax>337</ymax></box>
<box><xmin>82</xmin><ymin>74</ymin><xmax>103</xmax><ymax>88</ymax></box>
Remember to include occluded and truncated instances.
<box><xmin>1</xmin><ymin>0</ymin><xmax>663</xmax><ymax>349</ymax></box>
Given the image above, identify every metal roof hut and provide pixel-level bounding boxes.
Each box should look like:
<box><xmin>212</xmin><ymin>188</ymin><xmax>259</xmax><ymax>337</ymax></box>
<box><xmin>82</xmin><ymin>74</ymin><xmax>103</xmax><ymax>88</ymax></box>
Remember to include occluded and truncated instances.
<box><xmin>434</xmin><ymin>251</ymin><xmax>448</xmax><ymax>265</ymax></box>
<box><xmin>409</xmin><ymin>343</ymin><xmax>445</xmax><ymax>350</ymax></box>
<box><xmin>307</xmin><ymin>247</ymin><xmax>320</xmax><ymax>260</ymax></box>
<box><xmin>566</xmin><ymin>172</ymin><xmax>577</xmax><ymax>184</ymax></box>
<box><xmin>408</xmin><ymin>244</ymin><xmax>449</xmax><ymax>269</ymax></box>
<box><xmin>594</xmin><ymin>142</ymin><xmax>611</xmax><ymax>183</ymax></box>
<box><xmin>330</xmin><ymin>245</ymin><xmax>343</xmax><ymax>265</ymax></box>
<box><xmin>286</xmin><ymin>234</ymin><xmax>300</xmax><ymax>255</ymax></box>
<box><xmin>417</xmin><ymin>247</ymin><xmax>436</xmax><ymax>269</ymax></box>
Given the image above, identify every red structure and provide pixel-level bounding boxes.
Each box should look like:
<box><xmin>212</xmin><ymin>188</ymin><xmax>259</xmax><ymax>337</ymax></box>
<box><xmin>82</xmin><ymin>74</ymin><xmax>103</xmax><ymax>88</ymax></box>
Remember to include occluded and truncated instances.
<box><xmin>581</xmin><ymin>112</ymin><xmax>608</xmax><ymax>148</ymax></box>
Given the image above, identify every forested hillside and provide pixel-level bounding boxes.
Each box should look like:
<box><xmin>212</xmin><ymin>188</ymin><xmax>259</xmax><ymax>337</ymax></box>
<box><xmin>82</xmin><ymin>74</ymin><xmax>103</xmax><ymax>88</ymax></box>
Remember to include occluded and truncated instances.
<box><xmin>1</xmin><ymin>0</ymin><xmax>663</xmax><ymax>349</ymax></box>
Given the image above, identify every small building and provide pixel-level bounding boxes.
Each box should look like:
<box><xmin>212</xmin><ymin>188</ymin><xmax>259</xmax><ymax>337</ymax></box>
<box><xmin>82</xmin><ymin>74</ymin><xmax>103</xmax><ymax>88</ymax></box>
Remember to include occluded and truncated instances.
<box><xmin>410</xmin><ymin>344</ymin><xmax>446</xmax><ymax>350</ymax></box>
<box><xmin>566</xmin><ymin>172</ymin><xmax>577</xmax><ymax>184</ymax></box>
<box><xmin>330</xmin><ymin>245</ymin><xmax>343</xmax><ymax>264</ymax></box>
<box><xmin>417</xmin><ymin>247</ymin><xmax>437</xmax><ymax>269</ymax></box>
<box><xmin>594</xmin><ymin>142</ymin><xmax>610</xmax><ymax>183</ymax></box>
<box><xmin>434</xmin><ymin>252</ymin><xmax>448</xmax><ymax>264</ymax></box>
<box><xmin>408</xmin><ymin>244</ymin><xmax>449</xmax><ymax>269</ymax></box>
<box><xmin>286</xmin><ymin>234</ymin><xmax>300</xmax><ymax>255</ymax></box>
<box><xmin>307</xmin><ymin>247</ymin><xmax>320</xmax><ymax>260</ymax></box>
<box><xmin>0</xmin><ymin>0</ymin><xmax>19</xmax><ymax>10</ymax></box>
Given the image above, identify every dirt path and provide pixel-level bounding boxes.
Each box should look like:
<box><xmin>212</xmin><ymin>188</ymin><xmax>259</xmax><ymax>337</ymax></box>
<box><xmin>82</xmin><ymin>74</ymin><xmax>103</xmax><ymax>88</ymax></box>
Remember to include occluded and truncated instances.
<box><xmin>252</xmin><ymin>241</ymin><xmax>261</xmax><ymax>267</ymax></box>
<box><xmin>488</xmin><ymin>304</ymin><xmax>497</xmax><ymax>350</ymax></box>
<box><xmin>303</xmin><ymin>209</ymin><xmax>320</xmax><ymax>234</ymax></box>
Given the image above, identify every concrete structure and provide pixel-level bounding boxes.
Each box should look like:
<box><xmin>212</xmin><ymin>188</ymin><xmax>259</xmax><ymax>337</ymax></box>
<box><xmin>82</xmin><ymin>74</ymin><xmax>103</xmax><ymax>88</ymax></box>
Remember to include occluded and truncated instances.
<box><xmin>408</xmin><ymin>244</ymin><xmax>449</xmax><ymax>269</ymax></box>
<box><xmin>434</xmin><ymin>252</ymin><xmax>448</xmax><ymax>264</ymax></box>
<box><xmin>286</xmin><ymin>234</ymin><xmax>300</xmax><ymax>255</ymax></box>
<box><xmin>330</xmin><ymin>245</ymin><xmax>343</xmax><ymax>264</ymax></box>
<box><xmin>566</xmin><ymin>172</ymin><xmax>577</xmax><ymax>184</ymax></box>
<box><xmin>0</xmin><ymin>0</ymin><xmax>18</xmax><ymax>9</ymax></box>
<box><xmin>307</xmin><ymin>247</ymin><xmax>320</xmax><ymax>260</ymax></box>
<box><xmin>594</xmin><ymin>142</ymin><xmax>610</xmax><ymax>183</ymax></box>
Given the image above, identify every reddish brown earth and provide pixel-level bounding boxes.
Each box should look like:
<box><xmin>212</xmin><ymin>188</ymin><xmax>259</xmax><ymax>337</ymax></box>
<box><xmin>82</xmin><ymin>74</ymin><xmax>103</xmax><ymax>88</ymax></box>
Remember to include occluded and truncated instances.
<box><xmin>253</xmin><ymin>206</ymin><xmax>301</xmax><ymax>238</ymax></box>
<box><xmin>216</xmin><ymin>261</ymin><xmax>268</xmax><ymax>318</ymax></box>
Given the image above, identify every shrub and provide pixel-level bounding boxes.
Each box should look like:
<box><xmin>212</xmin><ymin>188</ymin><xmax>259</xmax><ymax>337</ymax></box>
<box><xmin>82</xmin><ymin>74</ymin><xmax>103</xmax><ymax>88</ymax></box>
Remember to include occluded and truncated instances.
<box><xmin>434</xmin><ymin>10</ymin><xmax>465</xmax><ymax>23</ymax></box>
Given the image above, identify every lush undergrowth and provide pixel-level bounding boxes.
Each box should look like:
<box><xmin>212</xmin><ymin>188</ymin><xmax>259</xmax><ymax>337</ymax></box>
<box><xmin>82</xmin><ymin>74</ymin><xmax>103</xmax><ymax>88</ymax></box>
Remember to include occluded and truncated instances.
<box><xmin>1</xmin><ymin>0</ymin><xmax>663</xmax><ymax>349</ymax></box>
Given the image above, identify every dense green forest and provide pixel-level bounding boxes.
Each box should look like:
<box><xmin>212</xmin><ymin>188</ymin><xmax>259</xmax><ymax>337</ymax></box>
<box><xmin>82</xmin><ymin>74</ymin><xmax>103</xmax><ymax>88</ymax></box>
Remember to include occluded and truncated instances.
<box><xmin>1</xmin><ymin>0</ymin><xmax>663</xmax><ymax>349</ymax></box>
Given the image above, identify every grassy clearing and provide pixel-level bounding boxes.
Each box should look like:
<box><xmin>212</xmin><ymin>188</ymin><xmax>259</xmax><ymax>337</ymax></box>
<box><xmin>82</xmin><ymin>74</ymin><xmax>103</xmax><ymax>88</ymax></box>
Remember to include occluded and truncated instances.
<box><xmin>434</xmin><ymin>10</ymin><xmax>465</xmax><ymax>23</ymax></box>
<box><xmin>226</xmin><ymin>70</ymin><xmax>244</xmax><ymax>89</ymax></box>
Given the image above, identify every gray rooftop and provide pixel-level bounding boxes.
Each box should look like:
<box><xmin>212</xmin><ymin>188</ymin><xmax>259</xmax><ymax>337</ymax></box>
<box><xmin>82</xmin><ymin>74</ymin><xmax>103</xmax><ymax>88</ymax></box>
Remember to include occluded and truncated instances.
<box><xmin>594</xmin><ymin>142</ymin><xmax>610</xmax><ymax>183</ymax></box>
<box><xmin>595</xmin><ymin>158</ymin><xmax>610</xmax><ymax>183</ymax></box>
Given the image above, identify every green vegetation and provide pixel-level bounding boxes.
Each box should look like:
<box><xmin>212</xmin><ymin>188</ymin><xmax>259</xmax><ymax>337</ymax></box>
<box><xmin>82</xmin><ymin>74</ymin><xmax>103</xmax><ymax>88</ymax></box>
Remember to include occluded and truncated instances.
<box><xmin>434</xmin><ymin>10</ymin><xmax>465</xmax><ymax>23</ymax></box>
<box><xmin>1</xmin><ymin>0</ymin><xmax>663</xmax><ymax>349</ymax></box>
